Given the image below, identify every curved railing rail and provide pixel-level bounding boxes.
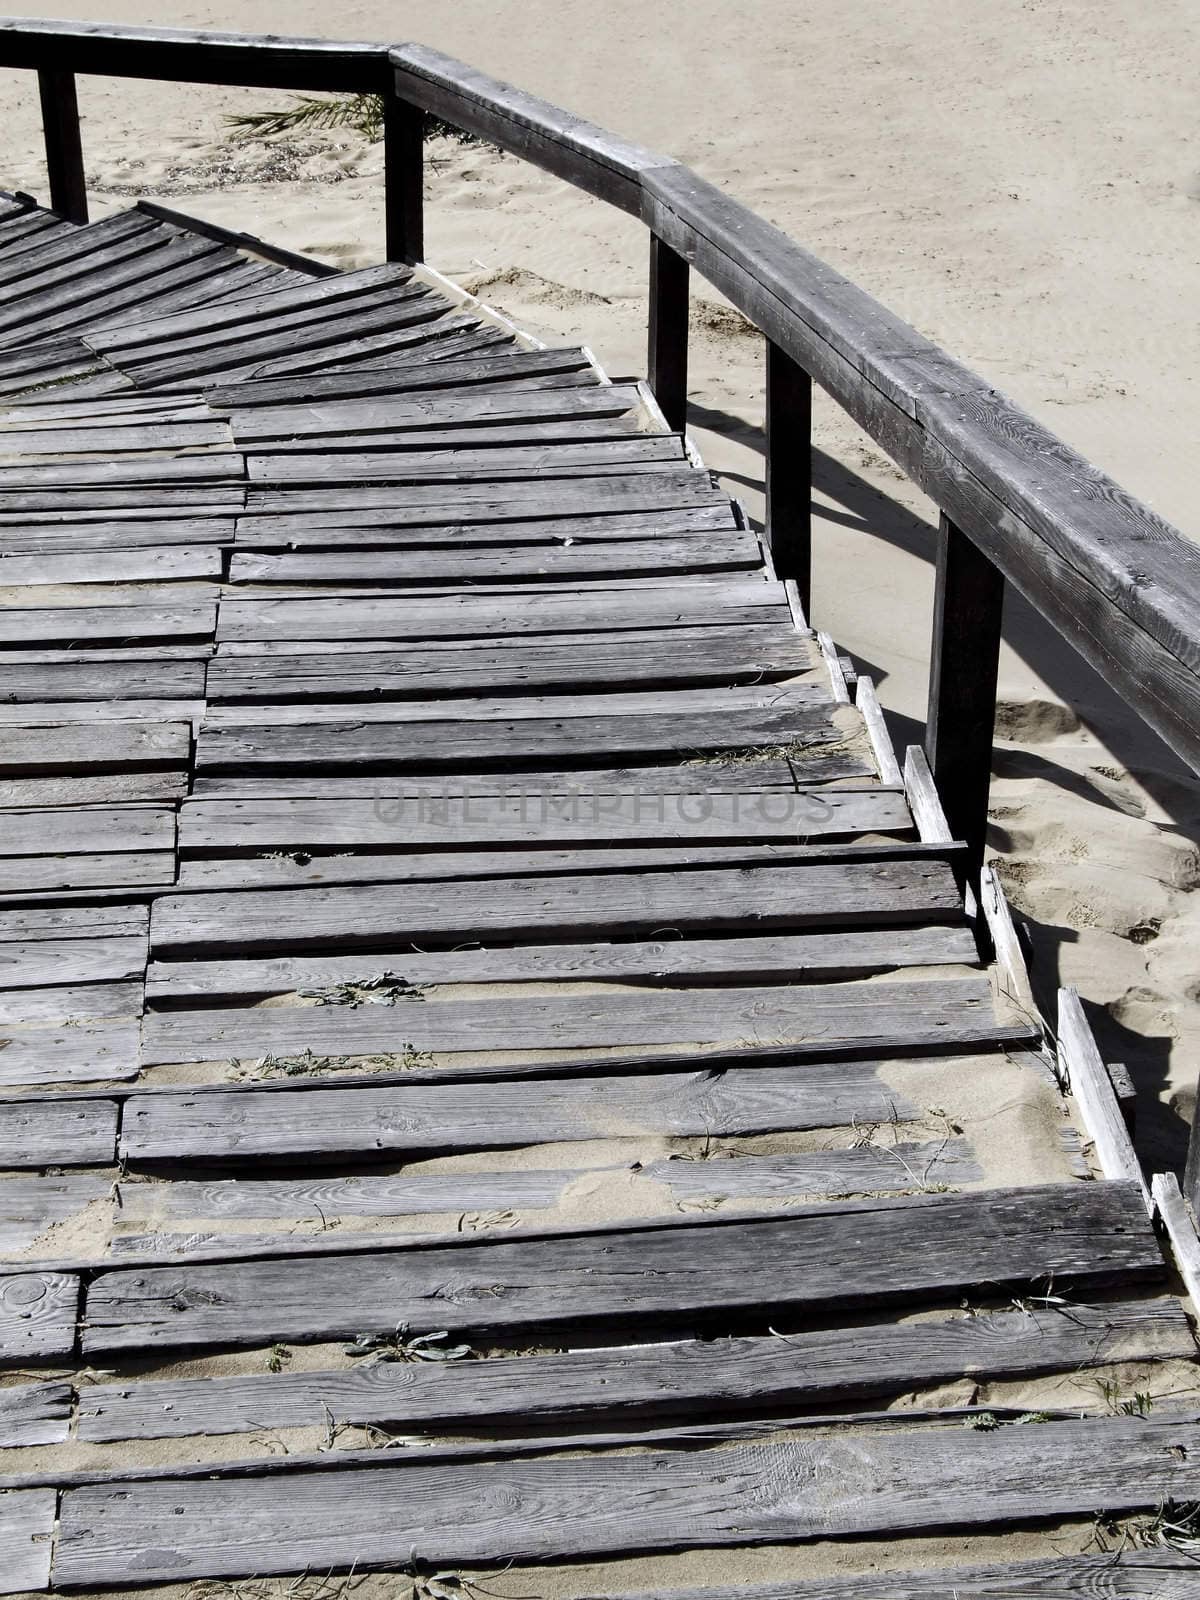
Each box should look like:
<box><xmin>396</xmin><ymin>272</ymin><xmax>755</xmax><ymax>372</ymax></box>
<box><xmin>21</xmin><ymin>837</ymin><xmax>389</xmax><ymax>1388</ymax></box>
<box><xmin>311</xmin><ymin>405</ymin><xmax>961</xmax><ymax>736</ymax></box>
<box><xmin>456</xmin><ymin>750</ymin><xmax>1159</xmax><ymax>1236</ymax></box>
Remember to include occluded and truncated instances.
<box><xmin>1</xmin><ymin>17</ymin><xmax>1198</xmax><ymax>890</ymax></box>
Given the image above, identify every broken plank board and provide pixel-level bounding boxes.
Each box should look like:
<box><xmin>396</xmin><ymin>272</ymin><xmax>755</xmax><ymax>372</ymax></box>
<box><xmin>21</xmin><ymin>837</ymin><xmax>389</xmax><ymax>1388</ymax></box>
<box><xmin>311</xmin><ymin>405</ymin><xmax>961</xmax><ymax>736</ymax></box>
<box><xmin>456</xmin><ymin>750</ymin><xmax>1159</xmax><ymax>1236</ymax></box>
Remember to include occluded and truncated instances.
<box><xmin>78</xmin><ymin>1180</ymin><xmax>1162</xmax><ymax>1354</ymax></box>
<box><xmin>0</xmin><ymin>1174</ymin><xmax>110</xmax><ymax>1252</ymax></box>
<box><xmin>0</xmin><ymin>1020</ymin><xmax>140</xmax><ymax>1088</ymax></box>
<box><xmin>138</xmin><ymin>978</ymin><xmax>994</xmax><ymax>1061</ymax></box>
<box><xmin>0</xmin><ymin>805</ymin><xmax>174</xmax><ymax>856</ymax></box>
<box><xmin>0</xmin><ymin>545</ymin><xmax>222</xmax><ymax>584</ymax></box>
<box><xmin>0</xmin><ymin>1488</ymin><xmax>55</xmax><ymax>1594</ymax></box>
<box><xmin>148</xmin><ymin>859</ymin><xmax>962</xmax><ymax>955</ymax></box>
<box><xmin>227</xmin><ymin>534</ymin><xmax>758</xmax><ymax>584</ymax></box>
<box><xmin>73</xmin><ymin>1295</ymin><xmax>1192</xmax><ymax>1443</ymax></box>
<box><xmin>48</xmin><ymin>1413</ymin><xmax>1200</xmax><ymax>1584</ymax></box>
<box><xmin>0</xmin><ymin>601</ymin><xmax>217</xmax><ymax>644</ymax></box>
<box><xmin>0</xmin><ymin>933</ymin><xmax>147</xmax><ymax>988</ymax></box>
<box><xmin>0</xmin><ymin>721</ymin><xmax>189</xmax><ymax>774</ymax></box>
<box><xmin>145</xmin><ymin>926</ymin><xmax>978</xmax><ymax>1002</ymax></box>
<box><xmin>177</xmin><ymin>790</ymin><xmax>909</xmax><ymax>851</ymax></box>
<box><xmin>214</xmin><ymin>586</ymin><xmax>784</xmax><ymax>643</ymax></box>
<box><xmin>0</xmin><ymin>1096</ymin><xmax>118</xmax><ymax>1168</ymax></box>
<box><xmin>205</xmin><ymin>624</ymin><xmax>812</xmax><ymax>699</ymax></box>
<box><xmin>0</xmin><ymin>982</ymin><xmax>142</xmax><ymax>1024</ymax></box>
<box><xmin>0</xmin><ymin>1271</ymin><xmax>79</xmax><ymax>1363</ymax></box>
<box><xmin>0</xmin><ymin>1380</ymin><xmax>72</xmax><ymax>1447</ymax></box>
<box><xmin>120</xmin><ymin>1061</ymin><xmax>923</xmax><ymax>1164</ymax></box>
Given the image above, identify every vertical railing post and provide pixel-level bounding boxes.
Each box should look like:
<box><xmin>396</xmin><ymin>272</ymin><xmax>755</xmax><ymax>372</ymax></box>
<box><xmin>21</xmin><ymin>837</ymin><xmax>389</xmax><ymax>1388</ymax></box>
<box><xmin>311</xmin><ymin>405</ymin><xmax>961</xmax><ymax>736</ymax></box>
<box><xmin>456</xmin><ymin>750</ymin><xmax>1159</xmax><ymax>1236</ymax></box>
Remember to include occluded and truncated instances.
<box><xmin>1184</xmin><ymin>1098</ymin><xmax>1200</xmax><ymax>1216</ymax></box>
<box><xmin>647</xmin><ymin>233</ymin><xmax>688</xmax><ymax>433</ymax></box>
<box><xmin>925</xmin><ymin>512</ymin><xmax>1005</xmax><ymax>885</ymax></box>
<box><xmin>765</xmin><ymin>340</ymin><xmax>812</xmax><ymax>611</ymax></box>
<box><xmin>383</xmin><ymin>88</ymin><xmax>424</xmax><ymax>265</ymax></box>
<box><xmin>37</xmin><ymin>68</ymin><xmax>88</xmax><ymax>223</ymax></box>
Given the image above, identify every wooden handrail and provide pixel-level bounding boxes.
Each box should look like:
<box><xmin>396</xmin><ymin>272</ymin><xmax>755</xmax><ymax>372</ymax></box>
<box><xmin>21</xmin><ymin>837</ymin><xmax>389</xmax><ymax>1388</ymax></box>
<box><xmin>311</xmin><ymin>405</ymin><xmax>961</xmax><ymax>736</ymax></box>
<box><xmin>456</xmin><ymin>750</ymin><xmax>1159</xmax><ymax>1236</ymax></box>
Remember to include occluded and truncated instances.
<box><xmin>1</xmin><ymin>24</ymin><xmax>1197</xmax><ymax>890</ymax></box>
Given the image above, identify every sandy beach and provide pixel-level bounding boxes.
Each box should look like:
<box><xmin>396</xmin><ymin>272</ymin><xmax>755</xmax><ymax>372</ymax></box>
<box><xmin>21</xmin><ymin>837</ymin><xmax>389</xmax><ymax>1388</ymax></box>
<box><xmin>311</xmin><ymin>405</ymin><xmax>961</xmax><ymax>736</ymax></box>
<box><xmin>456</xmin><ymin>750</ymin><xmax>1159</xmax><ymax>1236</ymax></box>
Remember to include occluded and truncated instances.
<box><xmin>0</xmin><ymin>0</ymin><xmax>1196</xmax><ymax>1171</ymax></box>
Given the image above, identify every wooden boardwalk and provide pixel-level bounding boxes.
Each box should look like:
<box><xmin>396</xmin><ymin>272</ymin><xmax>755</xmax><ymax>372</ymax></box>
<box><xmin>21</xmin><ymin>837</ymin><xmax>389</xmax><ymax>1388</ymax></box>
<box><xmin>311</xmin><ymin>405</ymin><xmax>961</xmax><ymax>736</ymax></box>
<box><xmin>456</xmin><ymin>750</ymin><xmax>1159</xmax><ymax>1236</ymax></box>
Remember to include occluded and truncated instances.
<box><xmin>0</xmin><ymin>190</ymin><xmax>1197</xmax><ymax>1597</ymax></box>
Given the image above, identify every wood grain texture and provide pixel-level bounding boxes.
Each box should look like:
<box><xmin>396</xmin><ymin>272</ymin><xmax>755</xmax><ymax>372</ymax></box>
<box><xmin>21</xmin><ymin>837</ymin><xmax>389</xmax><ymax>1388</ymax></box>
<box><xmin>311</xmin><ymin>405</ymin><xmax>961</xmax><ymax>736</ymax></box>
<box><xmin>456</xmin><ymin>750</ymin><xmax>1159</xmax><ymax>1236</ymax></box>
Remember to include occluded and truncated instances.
<box><xmin>145</xmin><ymin>925</ymin><xmax>977</xmax><ymax>1001</ymax></box>
<box><xmin>120</xmin><ymin>1060</ymin><xmax>920</xmax><ymax>1163</ymax></box>
<box><xmin>0</xmin><ymin>1019</ymin><xmax>140</xmax><ymax>1088</ymax></box>
<box><xmin>51</xmin><ymin>1412</ymin><xmax>1200</xmax><ymax>1583</ymax></box>
<box><xmin>0</xmin><ymin>1380</ymin><xmax>72</xmax><ymax>1448</ymax></box>
<box><xmin>74</xmin><ymin>1296</ymin><xmax>1192</xmax><ymax>1443</ymax></box>
<box><xmin>148</xmin><ymin>859</ymin><xmax>963</xmax><ymax>954</ymax></box>
<box><xmin>0</xmin><ymin>1488</ymin><xmax>55</xmax><ymax>1594</ymax></box>
<box><xmin>79</xmin><ymin>1183</ymin><xmax>1161</xmax><ymax>1353</ymax></box>
<box><xmin>138</xmin><ymin>978</ymin><xmax>994</xmax><ymax>1061</ymax></box>
<box><xmin>0</xmin><ymin>1271</ymin><xmax>78</xmax><ymax>1363</ymax></box>
<box><xmin>0</xmin><ymin>1097</ymin><xmax>118</xmax><ymax>1169</ymax></box>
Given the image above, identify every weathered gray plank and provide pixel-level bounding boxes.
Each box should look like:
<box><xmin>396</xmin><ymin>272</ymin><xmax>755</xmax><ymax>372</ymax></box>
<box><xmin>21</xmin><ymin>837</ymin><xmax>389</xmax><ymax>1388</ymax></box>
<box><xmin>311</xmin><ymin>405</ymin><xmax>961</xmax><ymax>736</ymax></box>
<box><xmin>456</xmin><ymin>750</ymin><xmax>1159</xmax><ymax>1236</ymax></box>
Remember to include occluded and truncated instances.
<box><xmin>0</xmin><ymin>1380</ymin><xmax>72</xmax><ymax>1447</ymax></box>
<box><xmin>145</xmin><ymin>926</ymin><xmax>977</xmax><ymax>1002</ymax></box>
<box><xmin>0</xmin><ymin>516</ymin><xmax>233</xmax><ymax>551</ymax></box>
<box><xmin>0</xmin><ymin>655</ymin><xmax>206</xmax><ymax>700</ymax></box>
<box><xmin>247</xmin><ymin>435</ymin><xmax>685</xmax><ymax>484</ymax></box>
<box><xmin>120</xmin><ymin>1061</ymin><xmax>921</xmax><ymax>1164</ymax></box>
<box><xmin>0</xmin><ymin>933</ymin><xmax>146</xmax><ymax>988</ymax></box>
<box><xmin>0</xmin><ymin>1020</ymin><xmax>140</xmax><ymax>1087</ymax></box>
<box><xmin>0</xmin><ymin>982</ymin><xmax>142</xmax><ymax>1024</ymax></box>
<box><xmin>77</xmin><ymin>1183</ymin><xmax>1164</xmax><ymax>1354</ymax></box>
<box><xmin>194</xmin><ymin>705</ymin><xmax>846</xmax><ymax>773</ymax></box>
<box><xmin>228</xmin><ymin>533</ymin><xmax>759</xmax><ymax>584</ymax></box>
<box><xmin>0</xmin><ymin>720</ymin><xmax>188</xmax><ymax>773</ymax></box>
<box><xmin>0</xmin><ymin>545</ymin><xmax>221</xmax><ymax>584</ymax></box>
<box><xmin>0</xmin><ymin>848</ymin><xmax>177</xmax><ymax>893</ymax></box>
<box><xmin>50</xmin><ymin>1414</ymin><xmax>1200</xmax><ymax>1582</ymax></box>
<box><xmin>232</xmin><ymin>504</ymin><xmax>738</xmax><ymax>550</ymax></box>
<box><xmin>0</xmin><ymin>601</ymin><xmax>216</xmax><ymax>644</ymax></box>
<box><xmin>215</xmin><ymin>583</ymin><xmax>782</xmax><ymax>643</ymax></box>
<box><xmin>0</xmin><ymin>769</ymin><xmax>187</xmax><ymax>806</ymax></box>
<box><xmin>148</xmin><ymin>859</ymin><xmax>961</xmax><ymax>954</ymax></box>
<box><xmin>139</xmin><ymin>978</ymin><xmax>993</xmax><ymax>1061</ymax></box>
<box><xmin>0</xmin><ymin>1271</ymin><xmax>78</xmax><ymax>1363</ymax></box>
<box><xmin>0</xmin><ymin>698</ymin><xmax>202</xmax><ymax>727</ymax></box>
<box><xmin>73</xmin><ymin>1296</ymin><xmax>1192</xmax><ymax>1443</ymax></box>
<box><xmin>0</xmin><ymin>903</ymin><xmax>149</xmax><ymax>941</ymax></box>
<box><xmin>177</xmin><ymin>790</ymin><xmax>907</xmax><ymax>852</ymax></box>
<box><xmin>0</xmin><ymin>804</ymin><xmax>174</xmax><ymax>856</ymax></box>
<box><xmin>0</xmin><ymin>1488</ymin><xmax>55</xmax><ymax>1593</ymax></box>
<box><xmin>0</xmin><ymin>1174</ymin><xmax>109</xmax><ymax>1251</ymax></box>
<box><xmin>647</xmin><ymin>1138</ymin><xmax>981</xmax><ymax>1198</ymax></box>
<box><xmin>229</xmin><ymin>381</ymin><xmax>647</xmax><ymax>440</ymax></box>
<box><xmin>0</xmin><ymin>1096</ymin><xmax>118</xmax><ymax>1168</ymax></box>
<box><xmin>208</xmin><ymin>346</ymin><xmax>597</xmax><ymax>408</ymax></box>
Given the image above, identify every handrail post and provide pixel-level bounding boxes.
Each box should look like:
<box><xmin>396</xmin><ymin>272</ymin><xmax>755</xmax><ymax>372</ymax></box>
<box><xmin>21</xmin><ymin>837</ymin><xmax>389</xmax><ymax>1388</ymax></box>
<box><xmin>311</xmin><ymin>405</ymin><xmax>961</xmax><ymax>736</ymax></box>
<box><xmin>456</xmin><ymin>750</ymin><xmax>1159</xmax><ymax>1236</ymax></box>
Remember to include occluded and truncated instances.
<box><xmin>1184</xmin><ymin>1096</ymin><xmax>1200</xmax><ymax>1215</ymax></box>
<box><xmin>647</xmin><ymin>233</ymin><xmax>688</xmax><ymax>432</ymax></box>
<box><xmin>925</xmin><ymin>513</ymin><xmax>1004</xmax><ymax>886</ymax></box>
<box><xmin>765</xmin><ymin>340</ymin><xmax>812</xmax><ymax>610</ymax></box>
<box><xmin>37</xmin><ymin>68</ymin><xmax>88</xmax><ymax>223</ymax></box>
<box><xmin>383</xmin><ymin>88</ymin><xmax>424</xmax><ymax>265</ymax></box>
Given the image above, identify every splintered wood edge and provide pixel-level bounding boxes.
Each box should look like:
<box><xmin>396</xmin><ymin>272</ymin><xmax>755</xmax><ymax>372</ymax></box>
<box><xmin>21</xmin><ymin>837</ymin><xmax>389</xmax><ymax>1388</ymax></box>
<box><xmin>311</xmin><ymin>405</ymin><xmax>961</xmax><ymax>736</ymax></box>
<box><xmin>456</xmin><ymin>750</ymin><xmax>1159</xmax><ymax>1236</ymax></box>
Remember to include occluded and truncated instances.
<box><xmin>1058</xmin><ymin>986</ymin><xmax>1150</xmax><ymax>1209</ymax></box>
<box><xmin>853</xmin><ymin>672</ymin><xmax>902</xmax><ymax>785</ymax></box>
<box><xmin>1151</xmin><ymin>1172</ymin><xmax>1200</xmax><ymax>1320</ymax></box>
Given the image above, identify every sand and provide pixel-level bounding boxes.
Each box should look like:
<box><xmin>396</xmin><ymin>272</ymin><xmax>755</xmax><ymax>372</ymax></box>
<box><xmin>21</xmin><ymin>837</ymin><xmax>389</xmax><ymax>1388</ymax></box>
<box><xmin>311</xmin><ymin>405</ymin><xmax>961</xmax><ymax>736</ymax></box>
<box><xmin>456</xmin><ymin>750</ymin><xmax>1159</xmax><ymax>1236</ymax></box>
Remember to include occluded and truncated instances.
<box><xmin>0</xmin><ymin>1</ymin><xmax>1196</xmax><ymax>1175</ymax></box>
